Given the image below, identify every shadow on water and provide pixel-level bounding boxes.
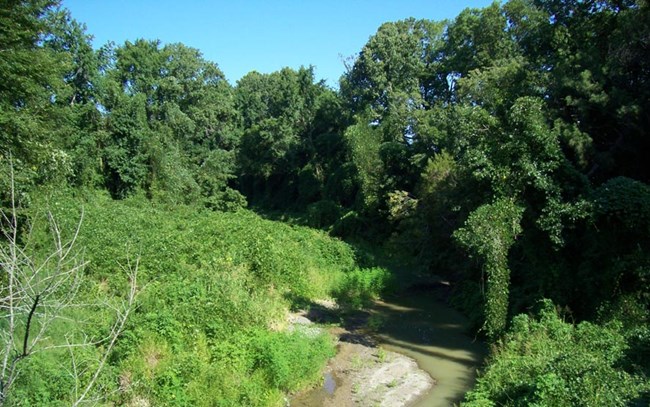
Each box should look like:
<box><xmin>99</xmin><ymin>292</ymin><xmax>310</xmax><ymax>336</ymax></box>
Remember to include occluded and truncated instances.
<box><xmin>379</xmin><ymin>337</ymin><xmax>480</xmax><ymax>367</ymax></box>
<box><xmin>290</xmin><ymin>281</ymin><xmax>486</xmax><ymax>407</ymax></box>
<box><xmin>372</xmin><ymin>284</ymin><xmax>487</xmax><ymax>407</ymax></box>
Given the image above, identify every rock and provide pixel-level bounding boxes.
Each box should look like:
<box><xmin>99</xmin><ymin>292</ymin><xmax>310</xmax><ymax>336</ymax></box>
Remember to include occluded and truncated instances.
<box><xmin>288</xmin><ymin>314</ymin><xmax>313</xmax><ymax>325</ymax></box>
<box><xmin>354</xmin><ymin>351</ymin><xmax>434</xmax><ymax>407</ymax></box>
<box><xmin>287</xmin><ymin>312</ymin><xmax>324</xmax><ymax>338</ymax></box>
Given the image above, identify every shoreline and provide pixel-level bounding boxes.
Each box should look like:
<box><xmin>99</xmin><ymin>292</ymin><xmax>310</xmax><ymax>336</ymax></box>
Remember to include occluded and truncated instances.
<box><xmin>289</xmin><ymin>304</ymin><xmax>436</xmax><ymax>407</ymax></box>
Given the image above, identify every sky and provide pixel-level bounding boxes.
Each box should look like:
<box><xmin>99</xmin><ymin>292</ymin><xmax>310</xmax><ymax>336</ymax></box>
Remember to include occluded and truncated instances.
<box><xmin>62</xmin><ymin>1</ymin><xmax>496</xmax><ymax>87</ymax></box>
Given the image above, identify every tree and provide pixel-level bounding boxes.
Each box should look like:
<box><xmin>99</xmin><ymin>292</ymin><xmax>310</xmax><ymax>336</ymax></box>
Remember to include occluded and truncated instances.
<box><xmin>341</xmin><ymin>18</ymin><xmax>448</xmax><ymax>153</ymax></box>
<box><xmin>343</xmin><ymin>114</ymin><xmax>383</xmax><ymax>214</ymax></box>
<box><xmin>97</xmin><ymin>39</ymin><xmax>242</xmax><ymax>206</ymax></box>
<box><xmin>339</xmin><ymin>19</ymin><xmax>461</xmax><ymax>225</ymax></box>
<box><xmin>42</xmin><ymin>7</ymin><xmax>98</xmax><ymax>107</ymax></box>
<box><xmin>443</xmin><ymin>2</ymin><xmax>517</xmax><ymax>84</ymax></box>
<box><xmin>341</xmin><ymin>18</ymin><xmax>447</xmax><ymax>118</ymax></box>
<box><xmin>521</xmin><ymin>0</ymin><xmax>650</xmax><ymax>182</ymax></box>
<box><xmin>102</xmin><ymin>92</ymin><xmax>152</xmax><ymax>198</ymax></box>
<box><xmin>235</xmin><ymin>67</ymin><xmax>332</xmax><ymax>208</ymax></box>
<box><xmin>0</xmin><ymin>0</ymin><xmax>74</xmax><ymax>185</ymax></box>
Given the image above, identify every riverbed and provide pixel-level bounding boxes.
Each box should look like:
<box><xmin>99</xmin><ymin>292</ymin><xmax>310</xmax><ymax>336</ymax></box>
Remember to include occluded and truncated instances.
<box><xmin>373</xmin><ymin>292</ymin><xmax>486</xmax><ymax>406</ymax></box>
<box><xmin>290</xmin><ymin>286</ymin><xmax>486</xmax><ymax>406</ymax></box>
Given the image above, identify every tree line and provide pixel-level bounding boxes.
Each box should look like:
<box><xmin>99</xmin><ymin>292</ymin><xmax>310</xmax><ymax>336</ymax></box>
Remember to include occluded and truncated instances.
<box><xmin>2</xmin><ymin>0</ymin><xmax>649</xmax><ymax>405</ymax></box>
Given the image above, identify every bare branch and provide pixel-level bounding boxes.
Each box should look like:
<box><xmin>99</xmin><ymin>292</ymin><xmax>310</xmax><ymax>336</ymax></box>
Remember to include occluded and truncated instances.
<box><xmin>1</xmin><ymin>159</ymin><xmax>139</xmax><ymax>406</ymax></box>
<box><xmin>71</xmin><ymin>256</ymin><xmax>139</xmax><ymax>407</ymax></box>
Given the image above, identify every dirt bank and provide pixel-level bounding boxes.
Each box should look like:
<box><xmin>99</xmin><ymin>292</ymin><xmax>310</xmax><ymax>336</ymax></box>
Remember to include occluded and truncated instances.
<box><xmin>289</xmin><ymin>302</ymin><xmax>435</xmax><ymax>407</ymax></box>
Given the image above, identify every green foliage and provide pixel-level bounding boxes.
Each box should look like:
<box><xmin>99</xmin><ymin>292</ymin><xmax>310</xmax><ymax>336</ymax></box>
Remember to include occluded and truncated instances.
<box><xmin>344</xmin><ymin>116</ymin><xmax>383</xmax><ymax>213</ymax></box>
<box><xmin>103</xmin><ymin>93</ymin><xmax>151</xmax><ymax>197</ymax></box>
<box><xmin>4</xmin><ymin>0</ymin><xmax>650</xmax><ymax>405</ymax></box>
<box><xmin>7</xmin><ymin>350</ymin><xmax>75</xmax><ymax>406</ymax></box>
<box><xmin>238</xmin><ymin>118</ymin><xmax>298</xmax><ymax>180</ymax></box>
<box><xmin>251</xmin><ymin>330</ymin><xmax>335</xmax><ymax>392</ymax></box>
<box><xmin>15</xmin><ymin>192</ymin><xmax>376</xmax><ymax>405</ymax></box>
<box><xmin>334</xmin><ymin>267</ymin><xmax>393</xmax><ymax>309</ymax></box>
<box><xmin>93</xmin><ymin>38</ymin><xmax>241</xmax><ymax>208</ymax></box>
<box><xmin>593</xmin><ymin>177</ymin><xmax>650</xmax><ymax>230</ymax></box>
<box><xmin>0</xmin><ymin>0</ymin><xmax>82</xmax><ymax>188</ymax></box>
<box><xmin>455</xmin><ymin>198</ymin><xmax>524</xmax><ymax>338</ymax></box>
<box><xmin>463</xmin><ymin>300</ymin><xmax>649</xmax><ymax>407</ymax></box>
<box><xmin>571</xmin><ymin>177</ymin><xmax>650</xmax><ymax>318</ymax></box>
<box><xmin>413</xmin><ymin>150</ymin><xmax>475</xmax><ymax>270</ymax></box>
<box><xmin>306</xmin><ymin>200</ymin><xmax>342</xmax><ymax>229</ymax></box>
<box><xmin>331</xmin><ymin>210</ymin><xmax>365</xmax><ymax>239</ymax></box>
<box><xmin>341</xmin><ymin>18</ymin><xmax>447</xmax><ymax>118</ymax></box>
<box><xmin>234</xmin><ymin>67</ymin><xmax>350</xmax><ymax>210</ymax></box>
<box><xmin>340</xmin><ymin>17</ymin><xmax>447</xmax><ymax>216</ymax></box>
<box><xmin>324</xmin><ymin>162</ymin><xmax>358</xmax><ymax>207</ymax></box>
<box><xmin>445</xmin><ymin>2</ymin><xmax>516</xmax><ymax>77</ymax></box>
<box><xmin>455</xmin><ymin>199</ymin><xmax>524</xmax><ymax>264</ymax></box>
<box><xmin>119</xmin><ymin>328</ymin><xmax>334</xmax><ymax>407</ymax></box>
<box><xmin>386</xmin><ymin>190</ymin><xmax>418</xmax><ymax>222</ymax></box>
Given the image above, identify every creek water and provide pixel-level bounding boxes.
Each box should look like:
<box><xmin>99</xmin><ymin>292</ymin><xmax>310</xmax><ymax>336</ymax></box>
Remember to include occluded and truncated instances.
<box><xmin>291</xmin><ymin>286</ymin><xmax>486</xmax><ymax>406</ymax></box>
<box><xmin>372</xmin><ymin>291</ymin><xmax>486</xmax><ymax>406</ymax></box>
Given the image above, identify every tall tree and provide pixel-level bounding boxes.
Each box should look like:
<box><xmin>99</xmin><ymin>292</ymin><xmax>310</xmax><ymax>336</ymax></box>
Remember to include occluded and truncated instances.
<box><xmin>98</xmin><ymin>40</ymin><xmax>242</xmax><ymax>206</ymax></box>
<box><xmin>235</xmin><ymin>67</ymin><xmax>338</xmax><ymax>208</ymax></box>
<box><xmin>0</xmin><ymin>0</ymin><xmax>72</xmax><ymax>189</ymax></box>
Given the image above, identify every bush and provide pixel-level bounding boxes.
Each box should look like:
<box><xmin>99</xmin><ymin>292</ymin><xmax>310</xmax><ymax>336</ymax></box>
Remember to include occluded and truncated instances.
<box><xmin>463</xmin><ymin>300</ymin><xmax>649</xmax><ymax>407</ymax></box>
<box><xmin>252</xmin><ymin>330</ymin><xmax>335</xmax><ymax>392</ymax></box>
<box><xmin>335</xmin><ymin>267</ymin><xmax>393</xmax><ymax>309</ymax></box>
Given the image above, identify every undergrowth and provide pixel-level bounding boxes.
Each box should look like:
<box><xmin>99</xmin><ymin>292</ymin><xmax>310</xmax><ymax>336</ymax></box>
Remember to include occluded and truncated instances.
<box><xmin>11</xmin><ymin>189</ymin><xmax>391</xmax><ymax>406</ymax></box>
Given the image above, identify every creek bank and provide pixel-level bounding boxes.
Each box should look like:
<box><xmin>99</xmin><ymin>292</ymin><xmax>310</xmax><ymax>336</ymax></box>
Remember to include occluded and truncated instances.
<box><xmin>288</xmin><ymin>281</ymin><xmax>486</xmax><ymax>407</ymax></box>
<box><xmin>288</xmin><ymin>301</ymin><xmax>435</xmax><ymax>407</ymax></box>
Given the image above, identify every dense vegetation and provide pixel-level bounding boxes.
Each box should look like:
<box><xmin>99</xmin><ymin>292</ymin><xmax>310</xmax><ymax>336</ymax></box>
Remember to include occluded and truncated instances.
<box><xmin>1</xmin><ymin>0</ymin><xmax>649</xmax><ymax>405</ymax></box>
<box><xmin>14</xmin><ymin>190</ymin><xmax>383</xmax><ymax>406</ymax></box>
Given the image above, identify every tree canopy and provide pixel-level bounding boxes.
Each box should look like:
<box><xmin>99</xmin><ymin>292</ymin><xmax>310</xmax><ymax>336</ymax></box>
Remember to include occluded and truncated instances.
<box><xmin>1</xmin><ymin>0</ymin><xmax>649</xmax><ymax>405</ymax></box>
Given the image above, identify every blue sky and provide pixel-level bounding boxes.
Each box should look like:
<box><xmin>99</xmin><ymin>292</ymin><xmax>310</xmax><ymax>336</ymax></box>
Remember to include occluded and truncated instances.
<box><xmin>62</xmin><ymin>1</ymin><xmax>496</xmax><ymax>87</ymax></box>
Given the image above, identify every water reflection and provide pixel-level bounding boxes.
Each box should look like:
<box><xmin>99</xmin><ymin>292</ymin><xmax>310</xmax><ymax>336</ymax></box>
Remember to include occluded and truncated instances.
<box><xmin>373</xmin><ymin>293</ymin><xmax>486</xmax><ymax>407</ymax></box>
<box><xmin>323</xmin><ymin>372</ymin><xmax>336</xmax><ymax>395</ymax></box>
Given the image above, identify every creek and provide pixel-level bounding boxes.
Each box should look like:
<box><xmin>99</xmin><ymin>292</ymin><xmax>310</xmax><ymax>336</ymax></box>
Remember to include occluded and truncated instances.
<box><xmin>372</xmin><ymin>289</ymin><xmax>486</xmax><ymax>406</ymax></box>
<box><xmin>291</xmin><ymin>283</ymin><xmax>486</xmax><ymax>406</ymax></box>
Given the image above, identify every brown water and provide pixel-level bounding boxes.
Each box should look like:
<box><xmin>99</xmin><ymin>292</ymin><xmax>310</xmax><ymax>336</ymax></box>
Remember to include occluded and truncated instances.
<box><xmin>291</xmin><ymin>289</ymin><xmax>486</xmax><ymax>406</ymax></box>
<box><xmin>373</xmin><ymin>293</ymin><xmax>486</xmax><ymax>406</ymax></box>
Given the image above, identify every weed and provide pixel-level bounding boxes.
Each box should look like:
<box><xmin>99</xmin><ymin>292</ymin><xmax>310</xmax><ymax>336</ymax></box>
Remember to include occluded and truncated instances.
<box><xmin>350</xmin><ymin>354</ymin><xmax>364</xmax><ymax>370</ymax></box>
<box><xmin>376</xmin><ymin>347</ymin><xmax>388</xmax><ymax>363</ymax></box>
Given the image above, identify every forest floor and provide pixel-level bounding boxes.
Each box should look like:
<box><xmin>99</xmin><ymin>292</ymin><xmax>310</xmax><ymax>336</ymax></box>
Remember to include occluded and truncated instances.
<box><xmin>288</xmin><ymin>300</ymin><xmax>434</xmax><ymax>407</ymax></box>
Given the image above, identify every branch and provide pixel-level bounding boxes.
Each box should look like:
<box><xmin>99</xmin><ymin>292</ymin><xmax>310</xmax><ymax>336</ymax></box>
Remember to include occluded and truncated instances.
<box><xmin>71</xmin><ymin>257</ymin><xmax>139</xmax><ymax>407</ymax></box>
<box><xmin>22</xmin><ymin>294</ymin><xmax>40</xmax><ymax>357</ymax></box>
<box><xmin>0</xmin><ymin>157</ymin><xmax>88</xmax><ymax>405</ymax></box>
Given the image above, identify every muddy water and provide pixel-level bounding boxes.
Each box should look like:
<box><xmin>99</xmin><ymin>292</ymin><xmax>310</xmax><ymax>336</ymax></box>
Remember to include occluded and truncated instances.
<box><xmin>291</xmin><ymin>289</ymin><xmax>486</xmax><ymax>406</ymax></box>
<box><xmin>373</xmin><ymin>293</ymin><xmax>486</xmax><ymax>406</ymax></box>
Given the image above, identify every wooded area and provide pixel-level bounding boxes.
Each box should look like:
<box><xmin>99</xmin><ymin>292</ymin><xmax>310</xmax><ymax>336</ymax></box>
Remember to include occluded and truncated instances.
<box><xmin>1</xmin><ymin>0</ymin><xmax>649</xmax><ymax>405</ymax></box>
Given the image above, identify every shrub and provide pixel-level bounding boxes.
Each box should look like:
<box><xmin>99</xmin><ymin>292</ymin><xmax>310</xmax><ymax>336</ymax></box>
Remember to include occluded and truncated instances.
<box><xmin>463</xmin><ymin>300</ymin><xmax>649</xmax><ymax>407</ymax></box>
<box><xmin>335</xmin><ymin>267</ymin><xmax>393</xmax><ymax>309</ymax></box>
<box><xmin>252</xmin><ymin>330</ymin><xmax>335</xmax><ymax>392</ymax></box>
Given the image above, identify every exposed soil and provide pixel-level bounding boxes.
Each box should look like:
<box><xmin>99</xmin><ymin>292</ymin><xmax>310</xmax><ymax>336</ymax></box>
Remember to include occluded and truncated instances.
<box><xmin>289</xmin><ymin>301</ymin><xmax>435</xmax><ymax>407</ymax></box>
